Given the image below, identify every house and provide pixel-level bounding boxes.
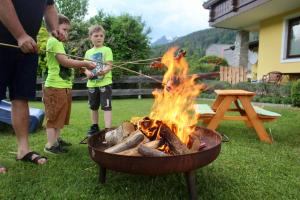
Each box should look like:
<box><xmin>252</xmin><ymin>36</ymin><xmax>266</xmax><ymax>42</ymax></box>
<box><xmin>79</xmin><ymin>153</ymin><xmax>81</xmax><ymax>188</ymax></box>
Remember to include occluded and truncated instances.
<box><xmin>203</xmin><ymin>0</ymin><xmax>300</xmax><ymax>81</ymax></box>
<box><xmin>205</xmin><ymin>44</ymin><xmax>235</xmax><ymax>66</ymax></box>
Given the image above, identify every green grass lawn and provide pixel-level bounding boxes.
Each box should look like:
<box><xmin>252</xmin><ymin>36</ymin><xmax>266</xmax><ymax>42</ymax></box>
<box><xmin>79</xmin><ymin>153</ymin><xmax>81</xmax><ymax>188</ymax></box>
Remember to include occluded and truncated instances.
<box><xmin>0</xmin><ymin>99</ymin><xmax>299</xmax><ymax>200</ymax></box>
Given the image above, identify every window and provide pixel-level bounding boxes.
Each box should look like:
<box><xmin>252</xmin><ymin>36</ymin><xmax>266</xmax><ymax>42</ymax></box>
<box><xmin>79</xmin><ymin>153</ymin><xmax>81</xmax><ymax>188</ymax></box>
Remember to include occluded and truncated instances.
<box><xmin>287</xmin><ymin>17</ymin><xmax>300</xmax><ymax>58</ymax></box>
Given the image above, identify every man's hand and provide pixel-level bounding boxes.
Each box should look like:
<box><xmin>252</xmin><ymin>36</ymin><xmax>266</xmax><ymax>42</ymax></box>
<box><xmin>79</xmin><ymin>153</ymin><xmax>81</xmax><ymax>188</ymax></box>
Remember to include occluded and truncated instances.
<box><xmin>51</xmin><ymin>29</ymin><xmax>66</xmax><ymax>42</ymax></box>
<box><xmin>17</xmin><ymin>34</ymin><xmax>38</xmax><ymax>53</ymax></box>
<box><xmin>84</xmin><ymin>61</ymin><xmax>96</xmax><ymax>70</ymax></box>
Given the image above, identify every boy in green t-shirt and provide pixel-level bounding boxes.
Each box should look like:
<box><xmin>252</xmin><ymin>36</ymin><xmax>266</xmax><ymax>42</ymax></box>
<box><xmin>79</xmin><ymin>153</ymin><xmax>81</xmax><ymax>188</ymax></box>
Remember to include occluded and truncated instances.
<box><xmin>43</xmin><ymin>15</ymin><xmax>95</xmax><ymax>154</ymax></box>
<box><xmin>83</xmin><ymin>25</ymin><xmax>113</xmax><ymax>136</ymax></box>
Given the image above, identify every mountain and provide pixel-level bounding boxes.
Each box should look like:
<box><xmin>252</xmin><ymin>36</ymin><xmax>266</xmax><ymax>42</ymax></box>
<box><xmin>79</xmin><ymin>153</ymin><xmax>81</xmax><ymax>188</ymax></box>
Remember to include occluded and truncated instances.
<box><xmin>151</xmin><ymin>35</ymin><xmax>178</xmax><ymax>47</ymax></box>
<box><xmin>151</xmin><ymin>28</ymin><xmax>236</xmax><ymax>59</ymax></box>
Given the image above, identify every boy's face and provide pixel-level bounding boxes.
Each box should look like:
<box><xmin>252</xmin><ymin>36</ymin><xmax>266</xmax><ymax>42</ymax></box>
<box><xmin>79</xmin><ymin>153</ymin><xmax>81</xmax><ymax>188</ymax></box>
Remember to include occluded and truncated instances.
<box><xmin>58</xmin><ymin>23</ymin><xmax>70</xmax><ymax>42</ymax></box>
<box><xmin>90</xmin><ymin>31</ymin><xmax>105</xmax><ymax>47</ymax></box>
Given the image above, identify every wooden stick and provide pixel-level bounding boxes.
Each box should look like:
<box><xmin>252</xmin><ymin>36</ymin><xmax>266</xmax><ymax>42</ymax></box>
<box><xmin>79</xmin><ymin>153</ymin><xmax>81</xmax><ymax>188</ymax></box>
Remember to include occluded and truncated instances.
<box><xmin>0</xmin><ymin>42</ymin><xmax>164</xmax><ymax>84</ymax></box>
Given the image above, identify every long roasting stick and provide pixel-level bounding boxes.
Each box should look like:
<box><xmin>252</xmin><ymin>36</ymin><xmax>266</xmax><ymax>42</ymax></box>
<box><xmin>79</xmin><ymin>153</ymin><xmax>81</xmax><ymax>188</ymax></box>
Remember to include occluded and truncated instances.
<box><xmin>0</xmin><ymin>42</ymin><xmax>163</xmax><ymax>84</ymax></box>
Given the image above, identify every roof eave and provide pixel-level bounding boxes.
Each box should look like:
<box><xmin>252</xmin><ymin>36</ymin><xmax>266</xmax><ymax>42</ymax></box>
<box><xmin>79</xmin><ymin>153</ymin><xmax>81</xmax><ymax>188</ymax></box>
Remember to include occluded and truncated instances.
<box><xmin>203</xmin><ymin>0</ymin><xmax>222</xmax><ymax>9</ymax></box>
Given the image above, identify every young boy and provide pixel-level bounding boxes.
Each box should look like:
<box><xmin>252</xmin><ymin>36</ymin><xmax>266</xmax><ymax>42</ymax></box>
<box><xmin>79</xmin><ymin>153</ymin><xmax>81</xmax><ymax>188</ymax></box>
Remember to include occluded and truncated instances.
<box><xmin>84</xmin><ymin>25</ymin><xmax>113</xmax><ymax>136</ymax></box>
<box><xmin>43</xmin><ymin>14</ymin><xmax>95</xmax><ymax>154</ymax></box>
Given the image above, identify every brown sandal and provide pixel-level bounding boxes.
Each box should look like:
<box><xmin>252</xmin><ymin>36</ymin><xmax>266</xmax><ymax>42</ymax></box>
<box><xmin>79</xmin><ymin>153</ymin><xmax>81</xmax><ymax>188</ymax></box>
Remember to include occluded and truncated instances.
<box><xmin>0</xmin><ymin>165</ymin><xmax>7</xmax><ymax>174</ymax></box>
<box><xmin>16</xmin><ymin>151</ymin><xmax>47</xmax><ymax>165</ymax></box>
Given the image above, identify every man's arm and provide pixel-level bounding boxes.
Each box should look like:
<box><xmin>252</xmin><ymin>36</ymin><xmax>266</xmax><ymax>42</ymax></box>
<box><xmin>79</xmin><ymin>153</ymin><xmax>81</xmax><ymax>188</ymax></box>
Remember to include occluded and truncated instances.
<box><xmin>0</xmin><ymin>0</ymin><xmax>37</xmax><ymax>53</ymax></box>
<box><xmin>44</xmin><ymin>4</ymin><xmax>65</xmax><ymax>41</ymax></box>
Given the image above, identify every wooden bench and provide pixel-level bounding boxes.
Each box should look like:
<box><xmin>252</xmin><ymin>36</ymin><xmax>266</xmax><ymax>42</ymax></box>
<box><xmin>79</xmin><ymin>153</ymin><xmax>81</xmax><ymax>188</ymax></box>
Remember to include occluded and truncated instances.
<box><xmin>252</xmin><ymin>105</ymin><xmax>281</xmax><ymax>122</ymax></box>
<box><xmin>194</xmin><ymin>104</ymin><xmax>215</xmax><ymax>120</ymax></box>
<box><xmin>236</xmin><ymin>101</ymin><xmax>281</xmax><ymax>122</ymax></box>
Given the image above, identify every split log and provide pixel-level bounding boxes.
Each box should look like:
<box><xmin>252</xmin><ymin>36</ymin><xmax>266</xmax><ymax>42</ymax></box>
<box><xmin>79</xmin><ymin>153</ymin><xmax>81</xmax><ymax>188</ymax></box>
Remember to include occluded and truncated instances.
<box><xmin>104</xmin><ymin>130</ymin><xmax>144</xmax><ymax>154</ymax></box>
<box><xmin>143</xmin><ymin>139</ymin><xmax>163</xmax><ymax>149</ymax></box>
<box><xmin>117</xmin><ymin>139</ymin><xmax>161</xmax><ymax>156</ymax></box>
<box><xmin>105</xmin><ymin>122</ymin><xmax>135</xmax><ymax>145</ymax></box>
<box><xmin>116</xmin><ymin>147</ymin><xmax>141</xmax><ymax>156</ymax></box>
<box><xmin>138</xmin><ymin>145</ymin><xmax>168</xmax><ymax>157</ymax></box>
<box><xmin>188</xmin><ymin>135</ymin><xmax>206</xmax><ymax>152</ymax></box>
<box><xmin>160</xmin><ymin>124</ymin><xmax>191</xmax><ymax>155</ymax></box>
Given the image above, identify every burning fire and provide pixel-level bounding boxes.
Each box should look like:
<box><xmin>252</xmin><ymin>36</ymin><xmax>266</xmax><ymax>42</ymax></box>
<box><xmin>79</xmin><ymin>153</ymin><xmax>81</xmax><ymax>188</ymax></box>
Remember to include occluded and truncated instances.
<box><xmin>135</xmin><ymin>47</ymin><xmax>205</xmax><ymax>144</ymax></box>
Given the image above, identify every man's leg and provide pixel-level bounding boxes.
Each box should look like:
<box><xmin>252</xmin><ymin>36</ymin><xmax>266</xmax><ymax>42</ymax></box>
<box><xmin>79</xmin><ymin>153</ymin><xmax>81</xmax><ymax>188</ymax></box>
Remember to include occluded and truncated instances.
<box><xmin>12</xmin><ymin>100</ymin><xmax>46</xmax><ymax>164</ymax></box>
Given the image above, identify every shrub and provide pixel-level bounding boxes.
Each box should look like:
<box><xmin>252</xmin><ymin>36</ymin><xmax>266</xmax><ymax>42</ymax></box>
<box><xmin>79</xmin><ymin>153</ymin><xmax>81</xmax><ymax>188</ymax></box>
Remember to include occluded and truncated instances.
<box><xmin>233</xmin><ymin>82</ymin><xmax>256</xmax><ymax>92</ymax></box>
<box><xmin>291</xmin><ymin>79</ymin><xmax>300</xmax><ymax>107</ymax></box>
<box><xmin>198</xmin><ymin>55</ymin><xmax>228</xmax><ymax>72</ymax></box>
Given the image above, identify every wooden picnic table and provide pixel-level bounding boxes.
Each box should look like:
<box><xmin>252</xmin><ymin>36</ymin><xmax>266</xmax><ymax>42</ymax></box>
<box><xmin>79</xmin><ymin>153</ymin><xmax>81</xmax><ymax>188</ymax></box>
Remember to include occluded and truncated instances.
<box><xmin>205</xmin><ymin>89</ymin><xmax>273</xmax><ymax>143</ymax></box>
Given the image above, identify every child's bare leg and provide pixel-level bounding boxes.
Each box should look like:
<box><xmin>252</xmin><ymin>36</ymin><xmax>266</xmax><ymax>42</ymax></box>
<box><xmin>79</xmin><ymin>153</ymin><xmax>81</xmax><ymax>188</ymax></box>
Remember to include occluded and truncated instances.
<box><xmin>104</xmin><ymin>111</ymin><xmax>112</xmax><ymax>128</ymax></box>
<box><xmin>46</xmin><ymin>128</ymin><xmax>57</xmax><ymax>147</ymax></box>
<box><xmin>91</xmin><ymin>110</ymin><xmax>99</xmax><ymax>124</ymax></box>
<box><xmin>56</xmin><ymin>128</ymin><xmax>60</xmax><ymax>140</ymax></box>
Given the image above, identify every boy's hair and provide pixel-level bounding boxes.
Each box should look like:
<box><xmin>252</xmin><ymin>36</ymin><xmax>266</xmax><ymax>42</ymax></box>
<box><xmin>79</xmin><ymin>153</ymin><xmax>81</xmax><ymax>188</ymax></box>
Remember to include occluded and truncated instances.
<box><xmin>88</xmin><ymin>25</ymin><xmax>105</xmax><ymax>36</ymax></box>
<box><xmin>58</xmin><ymin>14</ymin><xmax>70</xmax><ymax>25</ymax></box>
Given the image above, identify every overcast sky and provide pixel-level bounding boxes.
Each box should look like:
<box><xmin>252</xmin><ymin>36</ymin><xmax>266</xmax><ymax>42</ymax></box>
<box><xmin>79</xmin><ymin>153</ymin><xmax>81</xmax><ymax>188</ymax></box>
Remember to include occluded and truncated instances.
<box><xmin>87</xmin><ymin>0</ymin><xmax>210</xmax><ymax>42</ymax></box>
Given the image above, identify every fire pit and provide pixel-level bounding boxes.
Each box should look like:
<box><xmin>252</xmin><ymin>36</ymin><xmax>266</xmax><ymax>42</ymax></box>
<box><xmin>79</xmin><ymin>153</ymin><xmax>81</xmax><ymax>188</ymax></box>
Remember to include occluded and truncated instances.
<box><xmin>88</xmin><ymin>126</ymin><xmax>221</xmax><ymax>200</ymax></box>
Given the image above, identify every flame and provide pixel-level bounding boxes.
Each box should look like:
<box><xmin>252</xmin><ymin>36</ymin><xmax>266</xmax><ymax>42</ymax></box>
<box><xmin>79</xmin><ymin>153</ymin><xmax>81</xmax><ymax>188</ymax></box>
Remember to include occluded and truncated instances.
<box><xmin>148</xmin><ymin>47</ymin><xmax>205</xmax><ymax>144</ymax></box>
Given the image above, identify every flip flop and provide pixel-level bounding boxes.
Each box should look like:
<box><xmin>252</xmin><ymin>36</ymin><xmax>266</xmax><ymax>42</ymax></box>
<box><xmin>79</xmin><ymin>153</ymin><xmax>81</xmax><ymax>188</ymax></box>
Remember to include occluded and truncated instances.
<box><xmin>16</xmin><ymin>151</ymin><xmax>47</xmax><ymax>165</ymax></box>
<box><xmin>0</xmin><ymin>165</ymin><xmax>7</xmax><ymax>174</ymax></box>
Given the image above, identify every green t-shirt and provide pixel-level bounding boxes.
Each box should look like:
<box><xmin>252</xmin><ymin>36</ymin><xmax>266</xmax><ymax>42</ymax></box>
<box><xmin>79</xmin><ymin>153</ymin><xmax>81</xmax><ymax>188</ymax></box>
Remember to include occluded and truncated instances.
<box><xmin>84</xmin><ymin>46</ymin><xmax>113</xmax><ymax>88</ymax></box>
<box><xmin>45</xmin><ymin>37</ymin><xmax>74</xmax><ymax>88</ymax></box>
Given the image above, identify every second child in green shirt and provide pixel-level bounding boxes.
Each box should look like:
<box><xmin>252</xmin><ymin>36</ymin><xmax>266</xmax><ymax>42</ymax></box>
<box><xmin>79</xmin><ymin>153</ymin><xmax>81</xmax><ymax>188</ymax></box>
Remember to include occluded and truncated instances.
<box><xmin>43</xmin><ymin>15</ymin><xmax>95</xmax><ymax>154</ymax></box>
<box><xmin>84</xmin><ymin>25</ymin><xmax>113</xmax><ymax>136</ymax></box>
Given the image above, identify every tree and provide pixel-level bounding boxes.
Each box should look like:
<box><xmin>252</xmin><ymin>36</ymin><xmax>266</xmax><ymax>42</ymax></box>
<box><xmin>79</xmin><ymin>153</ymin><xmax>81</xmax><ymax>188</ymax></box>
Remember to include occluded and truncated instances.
<box><xmin>68</xmin><ymin>11</ymin><xmax>152</xmax><ymax>78</ymax></box>
<box><xmin>55</xmin><ymin>0</ymin><xmax>88</xmax><ymax>21</ymax></box>
<box><xmin>37</xmin><ymin>26</ymin><xmax>50</xmax><ymax>77</ymax></box>
<box><xmin>37</xmin><ymin>10</ymin><xmax>151</xmax><ymax>78</ymax></box>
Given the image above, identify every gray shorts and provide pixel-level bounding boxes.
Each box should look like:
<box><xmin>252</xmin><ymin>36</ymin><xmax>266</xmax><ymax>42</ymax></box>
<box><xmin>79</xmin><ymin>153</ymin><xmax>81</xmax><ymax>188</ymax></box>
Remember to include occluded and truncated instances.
<box><xmin>88</xmin><ymin>85</ymin><xmax>112</xmax><ymax>111</ymax></box>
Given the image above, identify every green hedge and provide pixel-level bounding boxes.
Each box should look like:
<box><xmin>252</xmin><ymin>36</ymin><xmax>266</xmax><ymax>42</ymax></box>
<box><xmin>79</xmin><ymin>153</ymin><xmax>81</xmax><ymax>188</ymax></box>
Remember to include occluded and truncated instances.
<box><xmin>200</xmin><ymin>80</ymin><xmax>293</xmax><ymax>105</ymax></box>
<box><xmin>291</xmin><ymin>79</ymin><xmax>300</xmax><ymax>107</ymax></box>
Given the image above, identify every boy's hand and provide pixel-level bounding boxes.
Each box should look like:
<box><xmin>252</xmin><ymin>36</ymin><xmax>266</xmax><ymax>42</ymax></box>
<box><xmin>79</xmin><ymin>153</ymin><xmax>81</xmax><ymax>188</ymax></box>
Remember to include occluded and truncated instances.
<box><xmin>85</xmin><ymin>70</ymin><xmax>94</xmax><ymax>79</ymax></box>
<box><xmin>97</xmin><ymin>70</ymin><xmax>105</xmax><ymax>76</ymax></box>
<box><xmin>85</xmin><ymin>61</ymin><xmax>96</xmax><ymax>70</ymax></box>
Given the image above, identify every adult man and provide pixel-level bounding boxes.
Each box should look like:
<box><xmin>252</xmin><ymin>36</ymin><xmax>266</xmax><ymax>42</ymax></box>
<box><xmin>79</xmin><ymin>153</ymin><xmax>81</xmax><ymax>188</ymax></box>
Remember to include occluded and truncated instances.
<box><xmin>0</xmin><ymin>0</ymin><xmax>63</xmax><ymax>174</ymax></box>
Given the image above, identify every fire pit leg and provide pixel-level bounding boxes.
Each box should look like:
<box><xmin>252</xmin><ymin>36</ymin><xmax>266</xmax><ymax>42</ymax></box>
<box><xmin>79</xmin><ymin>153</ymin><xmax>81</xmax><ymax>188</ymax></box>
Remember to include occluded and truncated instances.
<box><xmin>184</xmin><ymin>171</ymin><xmax>198</xmax><ymax>200</ymax></box>
<box><xmin>99</xmin><ymin>166</ymin><xmax>106</xmax><ymax>184</ymax></box>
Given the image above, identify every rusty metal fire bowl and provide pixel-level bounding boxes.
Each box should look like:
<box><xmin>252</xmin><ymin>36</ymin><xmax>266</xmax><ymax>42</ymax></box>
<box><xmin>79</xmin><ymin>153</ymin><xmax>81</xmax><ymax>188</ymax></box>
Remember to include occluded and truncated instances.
<box><xmin>88</xmin><ymin>126</ymin><xmax>222</xmax><ymax>200</ymax></box>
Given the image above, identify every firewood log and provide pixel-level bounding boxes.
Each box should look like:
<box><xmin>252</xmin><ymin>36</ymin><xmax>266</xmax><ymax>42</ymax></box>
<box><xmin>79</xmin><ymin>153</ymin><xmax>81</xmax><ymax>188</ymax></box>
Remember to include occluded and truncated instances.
<box><xmin>138</xmin><ymin>145</ymin><xmax>168</xmax><ymax>157</ymax></box>
<box><xmin>143</xmin><ymin>139</ymin><xmax>163</xmax><ymax>149</ymax></box>
<box><xmin>160</xmin><ymin>124</ymin><xmax>191</xmax><ymax>155</ymax></box>
<box><xmin>188</xmin><ymin>134</ymin><xmax>206</xmax><ymax>152</ymax></box>
<box><xmin>105</xmin><ymin>122</ymin><xmax>136</xmax><ymax>145</ymax></box>
<box><xmin>116</xmin><ymin>147</ymin><xmax>141</xmax><ymax>156</ymax></box>
<box><xmin>104</xmin><ymin>130</ymin><xmax>144</xmax><ymax>154</ymax></box>
<box><xmin>116</xmin><ymin>139</ymin><xmax>161</xmax><ymax>156</ymax></box>
<box><xmin>122</xmin><ymin>121</ymin><xmax>136</xmax><ymax>136</ymax></box>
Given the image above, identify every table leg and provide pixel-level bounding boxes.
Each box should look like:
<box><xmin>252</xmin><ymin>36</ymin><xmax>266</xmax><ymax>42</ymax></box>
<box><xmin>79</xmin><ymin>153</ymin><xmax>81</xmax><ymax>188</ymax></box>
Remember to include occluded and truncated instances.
<box><xmin>239</xmin><ymin>96</ymin><xmax>272</xmax><ymax>143</ymax></box>
<box><xmin>207</xmin><ymin>96</ymin><xmax>234</xmax><ymax>130</ymax></box>
<box><xmin>211</xmin><ymin>96</ymin><xmax>225</xmax><ymax>111</ymax></box>
<box><xmin>233</xmin><ymin>100</ymin><xmax>253</xmax><ymax>128</ymax></box>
